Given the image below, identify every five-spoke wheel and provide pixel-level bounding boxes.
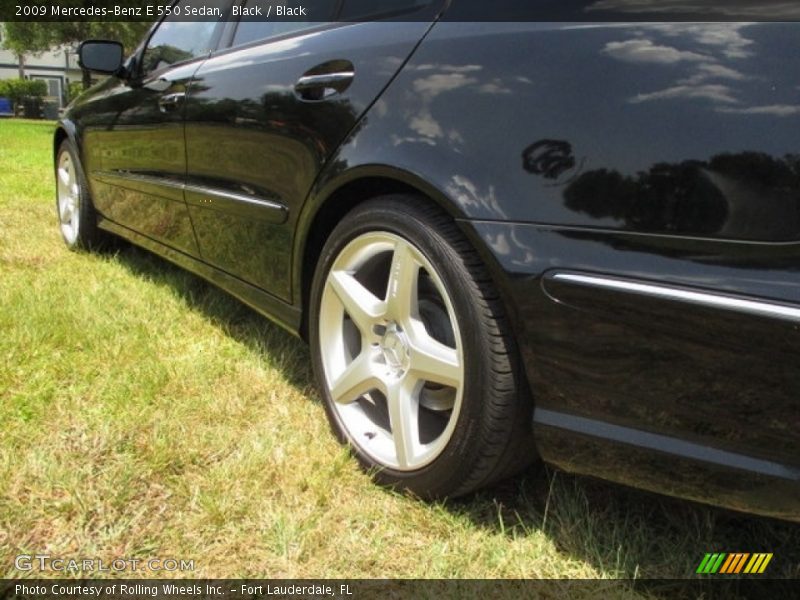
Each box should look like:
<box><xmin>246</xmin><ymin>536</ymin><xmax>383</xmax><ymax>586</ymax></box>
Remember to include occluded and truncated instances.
<box><xmin>56</xmin><ymin>150</ymin><xmax>81</xmax><ymax>245</ymax></box>
<box><xmin>319</xmin><ymin>231</ymin><xmax>464</xmax><ymax>471</ymax></box>
<box><xmin>310</xmin><ymin>196</ymin><xmax>534</xmax><ymax>498</ymax></box>
<box><xmin>54</xmin><ymin>140</ymin><xmax>103</xmax><ymax>250</ymax></box>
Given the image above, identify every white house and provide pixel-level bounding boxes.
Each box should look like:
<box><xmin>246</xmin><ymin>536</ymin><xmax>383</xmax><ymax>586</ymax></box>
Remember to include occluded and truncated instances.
<box><xmin>0</xmin><ymin>25</ymin><xmax>83</xmax><ymax>109</ymax></box>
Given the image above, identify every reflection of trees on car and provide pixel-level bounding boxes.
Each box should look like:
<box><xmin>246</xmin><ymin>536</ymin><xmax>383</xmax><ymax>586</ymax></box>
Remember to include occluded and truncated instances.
<box><xmin>143</xmin><ymin>45</ymin><xmax>194</xmax><ymax>74</ymax></box>
<box><xmin>185</xmin><ymin>81</ymin><xmax>363</xmax><ymax>163</ymax></box>
<box><xmin>564</xmin><ymin>152</ymin><xmax>800</xmax><ymax>238</ymax></box>
<box><xmin>564</xmin><ymin>160</ymin><xmax>729</xmax><ymax>235</ymax></box>
<box><xmin>523</xmin><ymin>138</ymin><xmax>800</xmax><ymax>239</ymax></box>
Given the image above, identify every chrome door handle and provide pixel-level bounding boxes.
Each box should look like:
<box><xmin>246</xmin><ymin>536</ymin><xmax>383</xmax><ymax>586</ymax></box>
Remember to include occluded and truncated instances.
<box><xmin>158</xmin><ymin>91</ymin><xmax>185</xmax><ymax>112</ymax></box>
<box><xmin>296</xmin><ymin>71</ymin><xmax>355</xmax><ymax>89</ymax></box>
<box><xmin>295</xmin><ymin>70</ymin><xmax>354</xmax><ymax>100</ymax></box>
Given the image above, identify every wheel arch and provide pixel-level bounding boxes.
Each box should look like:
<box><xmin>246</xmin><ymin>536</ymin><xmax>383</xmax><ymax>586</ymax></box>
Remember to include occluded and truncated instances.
<box><xmin>294</xmin><ymin>165</ymin><xmax>523</xmax><ymax>350</ymax></box>
<box><xmin>53</xmin><ymin>119</ymin><xmax>79</xmax><ymax>162</ymax></box>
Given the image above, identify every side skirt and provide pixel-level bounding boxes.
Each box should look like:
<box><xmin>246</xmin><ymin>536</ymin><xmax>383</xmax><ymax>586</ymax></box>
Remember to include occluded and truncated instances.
<box><xmin>533</xmin><ymin>408</ymin><xmax>800</xmax><ymax>522</ymax></box>
<box><xmin>99</xmin><ymin>217</ymin><xmax>302</xmax><ymax>336</ymax></box>
<box><xmin>534</xmin><ymin>408</ymin><xmax>799</xmax><ymax>481</ymax></box>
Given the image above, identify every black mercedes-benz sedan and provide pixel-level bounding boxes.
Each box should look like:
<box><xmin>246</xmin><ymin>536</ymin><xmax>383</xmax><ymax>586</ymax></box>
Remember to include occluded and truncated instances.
<box><xmin>55</xmin><ymin>0</ymin><xmax>800</xmax><ymax>521</ymax></box>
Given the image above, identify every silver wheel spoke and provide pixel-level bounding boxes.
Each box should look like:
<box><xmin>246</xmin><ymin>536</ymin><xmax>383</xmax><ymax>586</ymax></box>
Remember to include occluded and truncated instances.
<box><xmin>408</xmin><ymin>327</ymin><xmax>462</xmax><ymax>388</ymax></box>
<box><xmin>319</xmin><ymin>231</ymin><xmax>464</xmax><ymax>471</ymax></box>
<box><xmin>386</xmin><ymin>240</ymin><xmax>420</xmax><ymax>323</ymax></box>
<box><xmin>387</xmin><ymin>378</ymin><xmax>419</xmax><ymax>469</ymax></box>
<box><xmin>57</xmin><ymin>152</ymin><xmax>80</xmax><ymax>244</ymax></box>
<box><xmin>331</xmin><ymin>351</ymin><xmax>383</xmax><ymax>404</ymax></box>
<box><xmin>59</xmin><ymin>200</ymin><xmax>71</xmax><ymax>223</ymax></box>
<box><xmin>329</xmin><ymin>270</ymin><xmax>385</xmax><ymax>336</ymax></box>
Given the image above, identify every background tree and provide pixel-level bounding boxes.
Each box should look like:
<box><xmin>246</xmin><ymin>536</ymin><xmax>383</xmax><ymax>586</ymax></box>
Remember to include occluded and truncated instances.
<box><xmin>1</xmin><ymin>22</ymin><xmax>52</xmax><ymax>78</ymax></box>
<box><xmin>2</xmin><ymin>20</ymin><xmax>152</xmax><ymax>88</ymax></box>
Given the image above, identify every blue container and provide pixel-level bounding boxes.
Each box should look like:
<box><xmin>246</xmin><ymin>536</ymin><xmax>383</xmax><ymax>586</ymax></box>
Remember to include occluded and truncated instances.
<box><xmin>0</xmin><ymin>97</ymin><xmax>12</xmax><ymax>116</ymax></box>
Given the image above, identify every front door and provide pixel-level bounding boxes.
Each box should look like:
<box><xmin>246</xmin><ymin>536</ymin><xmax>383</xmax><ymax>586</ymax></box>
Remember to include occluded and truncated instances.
<box><xmin>183</xmin><ymin>0</ymin><xmax>438</xmax><ymax>301</ymax></box>
<box><xmin>86</xmin><ymin>0</ymin><xmax>231</xmax><ymax>255</ymax></box>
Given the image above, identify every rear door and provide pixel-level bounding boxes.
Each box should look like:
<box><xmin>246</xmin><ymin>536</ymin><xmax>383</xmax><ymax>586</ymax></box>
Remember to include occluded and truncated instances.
<box><xmin>183</xmin><ymin>0</ymin><xmax>439</xmax><ymax>301</ymax></box>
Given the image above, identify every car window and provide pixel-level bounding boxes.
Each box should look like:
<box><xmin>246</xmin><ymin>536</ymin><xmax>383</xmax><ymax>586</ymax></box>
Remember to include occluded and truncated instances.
<box><xmin>232</xmin><ymin>0</ymin><xmax>338</xmax><ymax>47</ymax></box>
<box><xmin>142</xmin><ymin>0</ymin><xmax>230</xmax><ymax>76</ymax></box>
<box><xmin>339</xmin><ymin>0</ymin><xmax>430</xmax><ymax>20</ymax></box>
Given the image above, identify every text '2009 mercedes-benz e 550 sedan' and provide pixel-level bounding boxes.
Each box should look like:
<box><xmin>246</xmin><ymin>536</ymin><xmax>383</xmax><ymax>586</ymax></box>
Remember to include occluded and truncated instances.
<box><xmin>55</xmin><ymin>0</ymin><xmax>800</xmax><ymax>521</ymax></box>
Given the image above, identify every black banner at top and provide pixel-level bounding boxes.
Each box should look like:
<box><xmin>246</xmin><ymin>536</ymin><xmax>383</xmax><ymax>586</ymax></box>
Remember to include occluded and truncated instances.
<box><xmin>4</xmin><ymin>0</ymin><xmax>800</xmax><ymax>23</ymax></box>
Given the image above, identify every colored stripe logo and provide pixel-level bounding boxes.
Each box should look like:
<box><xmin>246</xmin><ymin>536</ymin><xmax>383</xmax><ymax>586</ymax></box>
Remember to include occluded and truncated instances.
<box><xmin>696</xmin><ymin>553</ymin><xmax>773</xmax><ymax>574</ymax></box>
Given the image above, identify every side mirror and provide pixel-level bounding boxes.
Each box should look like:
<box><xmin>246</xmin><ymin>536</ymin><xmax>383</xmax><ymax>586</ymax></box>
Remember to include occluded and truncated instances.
<box><xmin>78</xmin><ymin>40</ymin><xmax>124</xmax><ymax>75</ymax></box>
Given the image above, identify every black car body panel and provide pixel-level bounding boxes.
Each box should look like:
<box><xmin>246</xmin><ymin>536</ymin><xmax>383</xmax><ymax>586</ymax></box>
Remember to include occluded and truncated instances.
<box><xmin>327</xmin><ymin>21</ymin><xmax>800</xmax><ymax>240</ymax></box>
<box><xmin>464</xmin><ymin>221</ymin><xmax>800</xmax><ymax>520</ymax></box>
<box><xmin>76</xmin><ymin>59</ymin><xmax>204</xmax><ymax>255</ymax></box>
<box><xmin>57</xmin><ymin>4</ymin><xmax>800</xmax><ymax>520</ymax></box>
<box><xmin>183</xmin><ymin>21</ymin><xmax>433</xmax><ymax>301</ymax></box>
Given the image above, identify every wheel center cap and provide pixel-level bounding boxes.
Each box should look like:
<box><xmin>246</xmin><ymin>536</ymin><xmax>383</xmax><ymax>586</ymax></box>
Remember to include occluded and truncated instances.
<box><xmin>380</xmin><ymin>323</ymin><xmax>410</xmax><ymax>373</ymax></box>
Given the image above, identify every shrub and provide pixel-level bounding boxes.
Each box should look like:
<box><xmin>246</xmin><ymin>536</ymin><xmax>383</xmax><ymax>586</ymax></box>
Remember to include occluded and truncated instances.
<box><xmin>0</xmin><ymin>79</ymin><xmax>48</xmax><ymax>113</ymax></box>
<box><xmin>66</xmin><ymin>80</ymin><xmax>84</xmax><ymax>104</ymax></box>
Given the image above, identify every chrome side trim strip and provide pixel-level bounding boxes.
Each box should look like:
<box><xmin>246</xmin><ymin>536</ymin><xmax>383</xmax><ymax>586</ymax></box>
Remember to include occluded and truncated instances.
<box><xmin>93</xmin><ymin>170</ymin><xmax>288</xmax><ymax>223</ymax></box>
<box><xmin>534</xmin><ymin>408</ymin><xmax>800</xmax><ymax>480</ymax></box>
<box><xmin>94</xmin><ymin>170</ymin><xmax>184</xmax><ymax>190</ymax></box>
<box><xmin>551</xmin><ymin>272</ymin><xmax>800</xmax><ymax>323</ymax></box>
<box><xmin>183</xmin><ymin>182</ymin><xmax>285</xmax><ymax>213</ymax></box>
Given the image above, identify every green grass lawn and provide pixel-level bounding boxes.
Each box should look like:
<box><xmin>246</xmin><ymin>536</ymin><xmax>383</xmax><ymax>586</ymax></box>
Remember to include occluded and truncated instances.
<box><xmin>1</xmin><ymin>119</ymin><xmax>798</xmax><ymax>593</ymax></box>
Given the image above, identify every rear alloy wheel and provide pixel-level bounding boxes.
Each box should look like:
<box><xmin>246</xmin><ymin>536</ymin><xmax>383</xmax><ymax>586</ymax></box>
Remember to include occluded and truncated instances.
<box><xmin>319</xmin><ymin>229</ymin><xmax>464</xmax><ymax>471</ymax></box>
<box><xmin>55</xmin><ymin>140</ymin><xmax>105</xmax><ymax>250</ymax></box>
<box><xmin>310</xmin><ymin>196</ymin><xmax>535</xmax><ymax>498</ymax></box>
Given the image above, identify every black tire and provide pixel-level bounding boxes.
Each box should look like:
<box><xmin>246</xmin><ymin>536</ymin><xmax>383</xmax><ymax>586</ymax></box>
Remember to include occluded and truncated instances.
<box><xmin>309</xmin><ymin>195</ymin><xmax>537</xmax><ymax>499</ymax></box>
<box><xmin>55</xmin><ymin>139</ymin><xmax>106</xmax><ymax>250</ymax></box>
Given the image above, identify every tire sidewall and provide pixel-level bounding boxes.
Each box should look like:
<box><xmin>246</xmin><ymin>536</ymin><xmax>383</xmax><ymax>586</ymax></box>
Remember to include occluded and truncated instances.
<box><xmin>55</xmin><ymin>139</ymin><xmax>95</xmax><ymax>249</ymax></box>
<box><xmin>309</xmin><ymin>198</ymin><xmax>497</xmax><ymax>497</ymax></box>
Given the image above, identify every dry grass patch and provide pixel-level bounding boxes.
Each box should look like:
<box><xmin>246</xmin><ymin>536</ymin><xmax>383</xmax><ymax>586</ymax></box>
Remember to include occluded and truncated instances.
<box><xmin>0</xmin><ymin>120</ymin><xmax>798</xmax><ymax>597</ymax></box>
